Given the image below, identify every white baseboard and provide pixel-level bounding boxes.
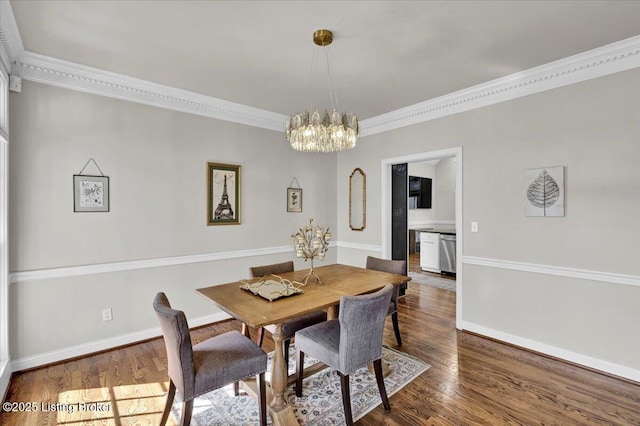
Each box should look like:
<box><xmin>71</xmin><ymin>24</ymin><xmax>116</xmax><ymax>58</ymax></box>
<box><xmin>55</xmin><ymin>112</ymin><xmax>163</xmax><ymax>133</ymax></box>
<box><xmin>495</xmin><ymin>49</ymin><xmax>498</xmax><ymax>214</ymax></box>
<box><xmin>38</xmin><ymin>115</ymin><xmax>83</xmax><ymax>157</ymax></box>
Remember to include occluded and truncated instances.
<box><xmin>462</xmin><ymin>321</ymin><xmax>640</xmax><ymax>383</ymax></box>
<box><xmin>11</xmin><ymin>312</ymin><xmax>230</xmax><ymax>372</ymax></box>
<box><xmin>0</xmin><ymin>358</ymin><xmax>11</xmax><ymax>400</ymax></box>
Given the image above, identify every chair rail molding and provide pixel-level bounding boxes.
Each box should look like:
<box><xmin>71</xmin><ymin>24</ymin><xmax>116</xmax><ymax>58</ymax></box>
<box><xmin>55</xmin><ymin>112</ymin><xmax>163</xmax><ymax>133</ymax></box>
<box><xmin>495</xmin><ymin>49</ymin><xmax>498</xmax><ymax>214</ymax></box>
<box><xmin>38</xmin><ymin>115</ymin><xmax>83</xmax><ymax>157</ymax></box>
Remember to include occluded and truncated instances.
<box><xmin>360</xmin><ymin>35</ymin><xmax>640</xmax><ymax>137</ymax></box>
<box><xmin>9</xmin><ymin>245</ymin><xmax>293</xmax><ymax>284</ymax></box>
<box><xmin>462</xmin><ymin>256</ymin><xmax>640</xmax><ymax>287</ymax></box>
<box><xmin>335</xmin><ymin>240</ymin><xmax>382</xmax><ymax>253</ymax></box>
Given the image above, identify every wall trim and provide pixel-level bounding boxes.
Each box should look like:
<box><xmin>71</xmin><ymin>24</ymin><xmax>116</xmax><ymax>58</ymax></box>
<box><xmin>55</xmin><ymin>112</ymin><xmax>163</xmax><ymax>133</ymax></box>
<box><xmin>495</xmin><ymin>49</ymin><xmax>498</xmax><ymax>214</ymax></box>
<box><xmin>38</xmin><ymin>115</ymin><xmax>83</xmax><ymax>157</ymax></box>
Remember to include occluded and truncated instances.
<box><xmin>11</xmin><ymin>311</ymin><xmax>230</xmax><ymax>372</ymax></box>
<box><xmin>12</xmin><ymin>51</ymin><xmax>288</xmax><ymax>132</ymax></box>
<box><xmin>360</xmin><ymin>36</ymin><xmax>640</xmax><ymax>137</ymax></box>
<box><xmin>0</xmin><ymin>358</ymin><xmax>10</xmax><ymax>401</ymax></box>
<box><xmin>463</xmin><ymin>256</ymin><xmax>640</xmax><ymax>287</ymax></box>
<box><xmin>462</xmin><ymin>321</ymin><xmax>640</xmax><ymax>383</ymax></box>
<box><xmin>0</xmin><ymin>0</ymin><xmax>24</xmax><ymax>73</ymax></box>
<box><xmin>409</xmin><ymin>220</ymin><xmax>455</xmax><ymax>229</ymax></box>
<box><xmin>0</xmin><ymin>0</ymin><xmax>637</xmax><ymax>139</ymax></box>
<box><xmin>10</xmin><ymin>245</ymin><xmax>292</xmax><ymax>284</ymax></box>
<box><xmin>381</xmin><ymin>147</ymin><xmax>464</xmax><ymax>328</ymax></box>
<box><xmin>335</xmin><ymin>240</ymin><xmax>382</xmax><ymax>253</ymax></box>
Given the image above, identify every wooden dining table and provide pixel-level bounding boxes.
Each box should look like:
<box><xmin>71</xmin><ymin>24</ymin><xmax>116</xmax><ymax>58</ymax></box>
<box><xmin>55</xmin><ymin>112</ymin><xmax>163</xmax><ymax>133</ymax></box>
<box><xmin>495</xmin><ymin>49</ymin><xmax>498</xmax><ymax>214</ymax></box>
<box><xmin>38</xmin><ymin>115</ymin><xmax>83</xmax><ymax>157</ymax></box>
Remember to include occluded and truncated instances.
<box><xmin>196</xmin><ymin>263</ymin><xmax>410</xmax><ymax>426</ymax></box>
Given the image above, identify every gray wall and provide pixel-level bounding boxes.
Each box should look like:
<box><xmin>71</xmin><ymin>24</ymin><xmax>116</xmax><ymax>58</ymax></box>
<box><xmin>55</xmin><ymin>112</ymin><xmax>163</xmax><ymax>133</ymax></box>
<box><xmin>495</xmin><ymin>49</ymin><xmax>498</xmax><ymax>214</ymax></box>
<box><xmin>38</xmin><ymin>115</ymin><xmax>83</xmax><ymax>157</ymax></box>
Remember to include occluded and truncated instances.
<box><xmin>9</xmin><ymin>82</ymin><xmax>337</xmax><ymax>361</ymax></box>
<box><xmin>337</xmin><ymin>69</ymin><xmax>640</xmax><ymax>371</ymax></box>
<box><xmin>7</xmin><ymin>68</ymin><xmax>640</xmax><ymax>375</ymax></box>
<box><xmin>434</xmin><ymin>157</ymin><xmax>455</xmax><ymax>222</ymax></box>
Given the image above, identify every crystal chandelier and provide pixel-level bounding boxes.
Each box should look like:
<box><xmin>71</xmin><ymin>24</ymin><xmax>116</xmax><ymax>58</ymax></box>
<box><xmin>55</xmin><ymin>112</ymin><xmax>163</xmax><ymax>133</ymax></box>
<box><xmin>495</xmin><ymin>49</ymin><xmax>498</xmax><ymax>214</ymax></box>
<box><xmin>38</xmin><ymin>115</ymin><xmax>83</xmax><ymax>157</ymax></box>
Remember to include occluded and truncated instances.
<box><xmin>286</xmin><ymin>29</ymin><xmax>359</xmax><ymax>153</ymax></box>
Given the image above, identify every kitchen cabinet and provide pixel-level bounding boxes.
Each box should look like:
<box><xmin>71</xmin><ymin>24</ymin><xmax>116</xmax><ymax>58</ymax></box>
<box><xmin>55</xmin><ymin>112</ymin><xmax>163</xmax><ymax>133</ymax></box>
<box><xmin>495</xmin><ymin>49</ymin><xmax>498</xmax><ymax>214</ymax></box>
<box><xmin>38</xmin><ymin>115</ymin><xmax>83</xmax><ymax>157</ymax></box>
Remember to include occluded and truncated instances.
<box><xmin>420</xmin><ymin>232</ymin><xmax>440</xmax><ymax>273</ymax></box>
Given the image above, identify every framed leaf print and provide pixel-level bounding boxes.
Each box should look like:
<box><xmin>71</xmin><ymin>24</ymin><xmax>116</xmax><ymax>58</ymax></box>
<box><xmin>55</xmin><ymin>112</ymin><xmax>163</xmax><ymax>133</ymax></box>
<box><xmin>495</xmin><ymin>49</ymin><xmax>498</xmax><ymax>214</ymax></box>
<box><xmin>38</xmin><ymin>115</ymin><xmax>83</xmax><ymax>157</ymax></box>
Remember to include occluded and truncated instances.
<box><xmin>525</xmin><ymin>166</ymin><xmax>564</xmax><ymax>217</ymax></box>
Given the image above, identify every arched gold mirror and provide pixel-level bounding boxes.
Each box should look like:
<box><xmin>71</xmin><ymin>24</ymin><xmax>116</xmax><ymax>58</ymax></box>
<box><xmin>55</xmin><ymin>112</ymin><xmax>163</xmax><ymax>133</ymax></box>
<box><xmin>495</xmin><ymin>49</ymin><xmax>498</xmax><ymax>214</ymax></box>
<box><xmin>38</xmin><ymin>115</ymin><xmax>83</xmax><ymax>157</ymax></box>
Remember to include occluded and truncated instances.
<box><xmin>349</xmin><ymin>168</ymin><xmax>366</xmax><ymax>231</ymax></box>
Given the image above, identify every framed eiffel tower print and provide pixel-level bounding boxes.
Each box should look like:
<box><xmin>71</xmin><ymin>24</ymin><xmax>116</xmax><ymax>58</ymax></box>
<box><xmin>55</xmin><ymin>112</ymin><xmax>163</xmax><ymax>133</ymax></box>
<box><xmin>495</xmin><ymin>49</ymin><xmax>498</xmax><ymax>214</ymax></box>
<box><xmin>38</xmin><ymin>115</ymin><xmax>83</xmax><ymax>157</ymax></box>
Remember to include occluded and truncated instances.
<box><xmin>207</xmin><ymin>162</ymin><xmax>241</xmax><ymax>225</ymax></box>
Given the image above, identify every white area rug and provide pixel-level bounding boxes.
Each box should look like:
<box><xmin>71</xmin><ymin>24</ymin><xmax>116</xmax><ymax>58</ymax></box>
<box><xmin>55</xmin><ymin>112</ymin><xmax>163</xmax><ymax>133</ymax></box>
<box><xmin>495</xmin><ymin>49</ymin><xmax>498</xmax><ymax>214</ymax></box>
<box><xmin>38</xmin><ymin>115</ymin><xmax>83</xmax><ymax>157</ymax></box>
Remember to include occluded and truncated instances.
<box><xmin>409</xmin><ymin>271</ymin><xmax>456</xmax><ymax>292</ymax></box>
<box><xmin>171</xmin><ymin>346</ymin><xmax>430</xmax><ymax>425</ymax></box>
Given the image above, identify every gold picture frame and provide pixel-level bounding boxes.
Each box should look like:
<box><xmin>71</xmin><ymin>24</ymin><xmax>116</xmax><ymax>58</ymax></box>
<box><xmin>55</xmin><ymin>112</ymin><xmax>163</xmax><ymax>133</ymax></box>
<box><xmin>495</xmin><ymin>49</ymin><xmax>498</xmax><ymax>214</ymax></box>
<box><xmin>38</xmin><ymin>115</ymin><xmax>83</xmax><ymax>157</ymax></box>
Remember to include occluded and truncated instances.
<box><xmin>207</xmin><ymin>162</ymin><xmax>241</xmax><ymax>225</ymax></box>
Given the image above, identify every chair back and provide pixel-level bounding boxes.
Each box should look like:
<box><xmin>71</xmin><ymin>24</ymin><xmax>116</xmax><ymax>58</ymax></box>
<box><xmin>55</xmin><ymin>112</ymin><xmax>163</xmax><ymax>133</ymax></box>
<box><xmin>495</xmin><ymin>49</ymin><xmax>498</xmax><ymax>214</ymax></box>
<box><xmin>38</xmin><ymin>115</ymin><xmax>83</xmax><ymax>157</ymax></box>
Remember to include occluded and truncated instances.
<box><xmin>366</xmin><ymin>256</ymin><xmax>406</xmax><ymax>275</ymax></box>
<box><xmin>250</xmin><ymin>261</ymin><xmax>294</xmax><ymax>278</ymax></box>
<box><xmin>366</xmin><ymin>256</ymin><xmax>406</xmax><ymax>306</ymax></box>
<box><xmin>153</xmin><ymin>292</ymin><xmax>196</xmax><ymax>400</ymax></box>
<box><xmin>338</xmin><ymin>284</ymin><xmax>393</xmax><ymax>374</ymax></box>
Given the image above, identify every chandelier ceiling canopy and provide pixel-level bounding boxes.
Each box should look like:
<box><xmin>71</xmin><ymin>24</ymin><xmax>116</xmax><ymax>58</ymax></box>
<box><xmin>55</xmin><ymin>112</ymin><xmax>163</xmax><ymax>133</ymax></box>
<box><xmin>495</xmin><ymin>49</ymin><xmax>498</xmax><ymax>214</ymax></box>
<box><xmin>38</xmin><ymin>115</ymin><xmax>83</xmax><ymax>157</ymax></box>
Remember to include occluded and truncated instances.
<box><xmin>285</xmin><ymin>29</ymin><xmax>359</xmax><ymax>153</ymax></box>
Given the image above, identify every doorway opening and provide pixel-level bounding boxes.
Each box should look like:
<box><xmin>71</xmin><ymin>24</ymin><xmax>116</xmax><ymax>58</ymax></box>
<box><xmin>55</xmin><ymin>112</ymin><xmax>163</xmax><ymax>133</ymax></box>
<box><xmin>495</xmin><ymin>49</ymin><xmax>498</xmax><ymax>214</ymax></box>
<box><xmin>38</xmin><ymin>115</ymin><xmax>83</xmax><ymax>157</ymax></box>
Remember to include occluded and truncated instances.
<box><xmin>381</xmin><ymin>147</ymin><xmax>463</xmax><ymax>329</ymax></box>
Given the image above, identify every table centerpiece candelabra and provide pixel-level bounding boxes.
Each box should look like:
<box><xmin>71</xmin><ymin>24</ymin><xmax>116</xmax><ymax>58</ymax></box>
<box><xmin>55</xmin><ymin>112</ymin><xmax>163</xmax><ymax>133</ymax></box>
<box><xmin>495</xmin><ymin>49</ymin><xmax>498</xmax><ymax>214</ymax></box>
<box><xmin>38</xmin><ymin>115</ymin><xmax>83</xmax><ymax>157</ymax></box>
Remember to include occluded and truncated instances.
<box><xmin>292</xmin><ymin>218</ymin><xmax>331</xmax><ymax>284</ymax></box>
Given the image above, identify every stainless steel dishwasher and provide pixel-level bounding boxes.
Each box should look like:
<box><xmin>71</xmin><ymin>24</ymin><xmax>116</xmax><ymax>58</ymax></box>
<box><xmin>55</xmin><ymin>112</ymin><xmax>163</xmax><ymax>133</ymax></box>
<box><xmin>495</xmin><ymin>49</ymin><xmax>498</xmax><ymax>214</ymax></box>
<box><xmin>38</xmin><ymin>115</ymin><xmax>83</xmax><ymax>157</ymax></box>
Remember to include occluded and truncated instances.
<box><xmin>439</xmin><ymin>234</ymin><xmax>456</xmax><ymax>274</ymax></box>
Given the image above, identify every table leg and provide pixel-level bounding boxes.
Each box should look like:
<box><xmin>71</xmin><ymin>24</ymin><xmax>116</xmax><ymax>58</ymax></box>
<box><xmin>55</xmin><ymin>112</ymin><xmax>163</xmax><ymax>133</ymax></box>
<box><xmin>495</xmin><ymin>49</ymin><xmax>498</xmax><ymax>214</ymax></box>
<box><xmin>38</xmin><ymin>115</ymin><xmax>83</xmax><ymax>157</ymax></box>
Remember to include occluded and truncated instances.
<box><xmin>241</xmin><ymin>322</ymin><xmax>251</xmax><ymax>338</ymax></box>
<box><xmin>327</xmin><ymin>305</ymin><xmax>338</xmax><ymax>320</ymax></box>
<box><xmin>270</xmin><ymin>323</ymin><xmax>288</xmax><ymax>411</ymax></box>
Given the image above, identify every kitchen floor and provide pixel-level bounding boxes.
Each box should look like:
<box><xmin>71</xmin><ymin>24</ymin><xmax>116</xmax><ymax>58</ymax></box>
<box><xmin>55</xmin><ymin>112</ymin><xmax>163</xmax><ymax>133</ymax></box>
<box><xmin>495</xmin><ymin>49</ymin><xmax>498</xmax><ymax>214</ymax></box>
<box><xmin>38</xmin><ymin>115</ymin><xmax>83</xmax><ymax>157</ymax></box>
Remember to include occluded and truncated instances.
<box><xmin>408</xmin><ymin>252</ymin><xmax>456</xmax><ymax>280</ymax></box>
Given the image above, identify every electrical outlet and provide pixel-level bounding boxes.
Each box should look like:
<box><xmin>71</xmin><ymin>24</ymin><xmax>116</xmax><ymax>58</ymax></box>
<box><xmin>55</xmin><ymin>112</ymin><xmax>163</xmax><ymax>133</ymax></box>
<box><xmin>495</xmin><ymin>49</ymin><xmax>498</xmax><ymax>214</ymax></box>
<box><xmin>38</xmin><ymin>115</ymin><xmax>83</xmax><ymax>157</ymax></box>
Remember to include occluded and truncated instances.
<box><xmin>471</xmin><ymin>222</ymin><xmax>479</xmax><ymax>233</ymax></box>
<box><xmin>102</xmin><ymin>308</ymin><xmax>113</xmax><ymax>322</ymax></box>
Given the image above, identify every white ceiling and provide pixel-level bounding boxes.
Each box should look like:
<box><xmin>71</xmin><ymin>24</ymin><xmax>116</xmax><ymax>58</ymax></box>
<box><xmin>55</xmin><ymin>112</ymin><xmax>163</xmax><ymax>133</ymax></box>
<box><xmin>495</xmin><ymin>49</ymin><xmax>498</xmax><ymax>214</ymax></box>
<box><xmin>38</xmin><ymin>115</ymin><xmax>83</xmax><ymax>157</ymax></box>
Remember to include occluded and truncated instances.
<box><xmin>9</xmin><ymin>0</ymin><xmax>640</xmax><ymax>120</ymax></box>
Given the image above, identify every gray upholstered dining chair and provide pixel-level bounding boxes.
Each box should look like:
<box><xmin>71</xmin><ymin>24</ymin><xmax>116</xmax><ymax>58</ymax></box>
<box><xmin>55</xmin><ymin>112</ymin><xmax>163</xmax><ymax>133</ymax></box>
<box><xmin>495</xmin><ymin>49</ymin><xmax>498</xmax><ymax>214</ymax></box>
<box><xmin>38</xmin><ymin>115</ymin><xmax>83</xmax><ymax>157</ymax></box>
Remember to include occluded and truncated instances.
<box><xmin>294</xmin><ymin>285</ymin><xmax>394</xmax><ymax>426</ymax></box>
<box><xmin>153</xmin><ymin>292</ymin><xmax>267</xmax><ymax>426</ymax></box>
<box><xmin>366</xmin><ymin>256</ymin><xmax>407</xmax><ymax>346</ymax></box>
<box><xmin>249</xmin><ymin>261</ymin><xmax>327</xmax><ymax>366</ymax></box>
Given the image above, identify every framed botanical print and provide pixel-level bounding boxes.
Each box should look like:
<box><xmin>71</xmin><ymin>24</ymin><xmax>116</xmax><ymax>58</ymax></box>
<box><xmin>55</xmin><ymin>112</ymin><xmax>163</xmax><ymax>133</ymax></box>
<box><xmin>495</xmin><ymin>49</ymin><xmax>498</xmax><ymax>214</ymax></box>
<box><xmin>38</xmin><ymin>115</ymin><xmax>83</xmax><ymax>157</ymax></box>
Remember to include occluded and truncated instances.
<box><xmin>207</xmin><ymin>162</ymin><xmax>241</xmax><ymax>225</ymax></box>
<box><xmin>73</xmin><ymin>175</ymin><xmax>109</xmax><ymax>212</ymax></box>
<box><xmin>287</xmin><ymin>187</ymin><xmax>302</xmax><ymax>212</ymax></box>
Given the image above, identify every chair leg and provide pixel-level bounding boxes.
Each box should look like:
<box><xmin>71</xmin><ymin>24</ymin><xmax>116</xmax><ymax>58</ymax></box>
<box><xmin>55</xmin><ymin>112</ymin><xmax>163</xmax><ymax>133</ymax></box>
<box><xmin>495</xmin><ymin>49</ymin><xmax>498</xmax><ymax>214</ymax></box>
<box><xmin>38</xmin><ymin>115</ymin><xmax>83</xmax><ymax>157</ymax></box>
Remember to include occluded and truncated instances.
<box><xmin>391</xmin><ymin>312</ymin><xmax>403</xmax><ymax>346</ymax></box>
<box><xmin>257</xmin><ymin>372</ymin><xmax>267</xmax><ymax>426</ymax></box>
<box><xmin>257</xmin><ymin>327</ymin><xmax>265</xmax><ymax>346</ymax></box>
<box><xmin>160</xmin><ymin>380</ymin><xmax>176</xmax><ymax>425</ymax></box>
<box><xmin>295</xmin><ymin>349</ymin><xmax>305</xmax><ymax>397</ymax></box>
<box><xmin>180</xmin><ymin>399</ymin><xmax>194</xmax><ymax>426</ymax></box>
<box><xmin>373</xmin><ymin>359</ymin><xmax>391</xmax><ymax>412</ymax></box>
<box><xmin>284</xmin><ymin>339</ymin><xmax>291</xmax><ymax>368</ymax></box>
<box><xmin>339</xmin><ymin>373</ymin><xmax>353</xmax><ymax>426</ymax></box>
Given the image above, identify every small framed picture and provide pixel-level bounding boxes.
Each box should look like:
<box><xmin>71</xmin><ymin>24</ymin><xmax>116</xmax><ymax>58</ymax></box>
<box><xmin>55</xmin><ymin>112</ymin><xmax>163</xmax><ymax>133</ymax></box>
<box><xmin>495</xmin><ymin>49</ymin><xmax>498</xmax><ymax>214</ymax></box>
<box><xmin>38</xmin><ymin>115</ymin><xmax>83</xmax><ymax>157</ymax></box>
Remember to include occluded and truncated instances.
<box><xmin>287</xmin><ymin>187</ymin><xmax>302</xmax><ymax>212</ymax></box>
<box><xmin>208</xmin><ymin>162</ymin><xmax>241</xmax><ymax>225</ymax></box>
<box><xmin>74</xmin><ymin>175</ymin><xmax>109</xmax><ymax>212</ymax></box>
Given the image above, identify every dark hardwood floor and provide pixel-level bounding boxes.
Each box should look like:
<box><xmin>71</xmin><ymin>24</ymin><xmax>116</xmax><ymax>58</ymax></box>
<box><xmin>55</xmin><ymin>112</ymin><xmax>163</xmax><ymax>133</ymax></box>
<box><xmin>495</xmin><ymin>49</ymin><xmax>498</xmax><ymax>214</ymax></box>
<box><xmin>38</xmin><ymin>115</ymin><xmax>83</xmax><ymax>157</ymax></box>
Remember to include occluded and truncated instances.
<box><xmin>1</xmin><ymin>281</ymin><xmax>639</xmax><ymax>425</ymax></box>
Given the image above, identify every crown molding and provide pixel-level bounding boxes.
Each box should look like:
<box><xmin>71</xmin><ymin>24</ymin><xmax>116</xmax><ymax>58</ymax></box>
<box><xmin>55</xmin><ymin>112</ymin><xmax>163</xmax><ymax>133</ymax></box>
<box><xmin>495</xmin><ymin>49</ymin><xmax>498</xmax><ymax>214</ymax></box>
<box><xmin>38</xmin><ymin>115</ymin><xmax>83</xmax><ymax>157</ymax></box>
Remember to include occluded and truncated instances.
<box><xmin>0</xmin><ymin>0</ymin><xmax>24</xmax><ymax>73</ymax></box>
<box><xmin>1</xmin><ymin>0</ymin><xmax>638</xmax><ymax>137</ymax></box>
<box><xmin>359</xmin><ymin>35</ymin><xmax>640</xmax><ymax>137</ymax></box>
<box><xmin>12</xmin><ymin>51</ymin><xmax>289</xmax><ymax>132</ymax></box>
